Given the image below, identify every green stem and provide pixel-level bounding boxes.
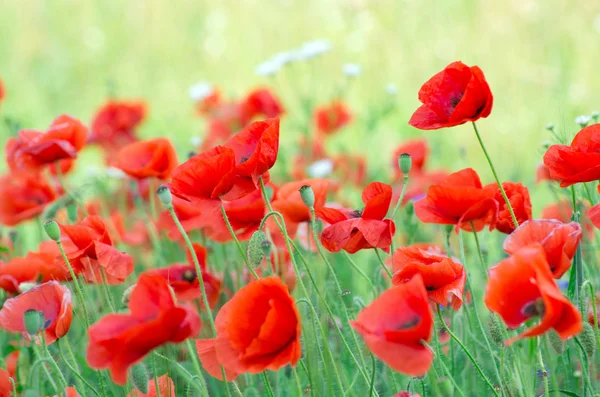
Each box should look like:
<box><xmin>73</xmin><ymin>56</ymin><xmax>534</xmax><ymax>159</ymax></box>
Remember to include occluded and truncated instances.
<box><xmin>100</xmin><ymin>269</ymin><xmax>116</xmax><ymax>313</ymax></box>
<box><xmin>166</xmin><ymin>204</ymin><xmax>232</xmax><ymax>394</ymax></box>
<box><xmin>342</xmin><ymin>251</ymin><xmax>378</xmax><ymax>297</ymax></box>
<box><xmin>582</xmin><ymin>280</ymin><xmax>600</xmax><ymax>353</ymax></box>
<box><xmin>153</xmin><ymin>352</ymin><xmax>207</xmax><ymax>396</ymax></box>
<box><xmin>152</xmin><ymin>352</ymin><xmax>162</xmax><ymax>397</ymax></box>
<box><xmin>436</xmin><ymin>310</ymin><xmax>498</xmax><ymax>396</ymax></box>
<box><xmin>390</xmin><ymin>175</ymin><xmax>409</xmax><ymax>257</ymax></box>
<box><xmin>56</xmin><ymin>241</ymin><xmax>91</xmax><ymax>329</ymax></box>
<box><xmin>57</xmin><ymin>339</ymin><xmax>100</xmax><ymax>397</ymax></box>
<box><xmin>40</xmin><ymin>331</ymin><xmax>69</xmax><ymax>394</ymax></box>
<box><xmin>374</xmin><ymin>249</ymin><xmax>393</xmax><ymax>279</ymax></box>
<box><xmin>471</xmin><ymin>122</ymin><xmax>518</xmax><ymax>229</ymax></box>
<box><xmin>220</xmin><ymin>204</ymin><xmax>258</xmax><ymax>278</ymax></box>
<box><xmin>537</xmin><ymin>346</ymin><xmax>550</xmax><ymax>397</ymax></box>
<box><xmin>470</xmin><ymin>223</ymin><xmax>488</xmax><ymax>277</ymax></box>
<box><xmin>369</xmin><ymin>354</ymin><xmax>376</xmax><ymax>397</ymax></box>
<box><xmin>55</xmin><ymin>161</ymin><xmax>88</xmax><ymax>216</ymax></box>
<box><xmin>262</xmin><ymin>373</ymin><xmax>276</xmax><ymax>397</ymax></box>
<box><xmin>29</xmin><ymin>356</ymin><xmax>58</xmax><ymax>393</ymax></box>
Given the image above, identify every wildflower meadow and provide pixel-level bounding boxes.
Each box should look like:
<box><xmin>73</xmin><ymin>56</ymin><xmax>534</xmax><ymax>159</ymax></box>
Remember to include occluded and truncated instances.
<box><xmin>1</xmin><ymin>1</ymin><xmax>600</xmax><ymax>396</ymax></box>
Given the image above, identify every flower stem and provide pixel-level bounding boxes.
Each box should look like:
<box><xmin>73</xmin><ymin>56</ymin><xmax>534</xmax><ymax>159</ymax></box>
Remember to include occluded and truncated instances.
<box><xmin>57</xmin><ymin>339</ymin><xmax>100</xmax><ymax>397</ymax></box>
<box><xmin>154</xmin><ymin>351</ymin><xmax>208</xmax><ymax>397</ymax></box>
<box><xmin>55</xmin><ymin>241</ymin><xmax>91</xmax><ymax>330</ymax></box>
<box><xmin>220</xmin><ymin>204</ymin><xmax>258</xmax><ymax>279</ymax></box>
<box><xmin>390</xmin><ymin>174</ymin><xmax>409</xmax><ymax>258</ymax></box>
<box><xmin>40</xmin><ymin>331</ymin><xmax>69</xmax><ymax>394</ymax></box>
<box><xmin>537</xmin><ymin>345</ymin><xmax>550</xmax><ymax>397</ymax></box>
<box><xmin>436</xmin><ymin>310</ymin><xmax>498</xmax><ymax>397</ymax></box>
<box><xmin>55</xmin><ymin>161</ymin><xmax>88</xmax><ymax>216</ymax></box>
<box><xmin>470</xmin><ymin>222</ymin><xmax>488</xmax><ymax>277</ymax></box>
<box><xmin>100</xmin><ymin>268</ymin><xmax>116</xmax><ymax>313</ymax></box>
<box><xmin>471</xmin><ymin>122</ymin><xmax>518</xmax><ymax>229</ymax></box>
<box><xmin>374</xmin><ymin>249</ymin><xmax>393</xmax><ymax>279</ymax></box>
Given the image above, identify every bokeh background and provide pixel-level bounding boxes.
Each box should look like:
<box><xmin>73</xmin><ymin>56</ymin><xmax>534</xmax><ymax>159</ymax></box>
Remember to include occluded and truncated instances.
<box><xmin>1</xmin><ymin>0</ymin><xmax>600</xmax><ymax>210</ymax></box>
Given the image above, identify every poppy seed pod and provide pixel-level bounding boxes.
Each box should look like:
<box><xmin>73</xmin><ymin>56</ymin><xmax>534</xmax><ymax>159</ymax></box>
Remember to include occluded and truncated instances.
<box><xmin>156</xmin><ymin>185</ymin><xmax>173</xmax><ymax>208</ymax></box>
<box><xmin>43</xmin><ymin>220</ymin><xmax>61</xmax><ymax>241</ymax></box>
<box><xmin>247</xmin><ymin>231</ymin><xmax>267</xmax><ymax>268</ymax></box>
<box><xmin>299</xmin><ymin>185</ymin><xmax>315</xmax><ymax>209</ymax></box>
<box><xmin>23</xmin><ymin>309</ymin><xmax>44</xmax><ymax>336</ymax></box>
<box><xmin>130</xmin><ymin>363</ymin><xmax>149</xmax><ymax>394</ymax></box>
<box><xmin>488</xmin><ymin>314</ymin><xmax>505</xmax><ymax>347</ymax></box>
<box><xmin>399</xmin><ymin>153</ymin><xmax>412</xmax><ymax>175</ymax></box>
<box><xmin>547</xmin><ymin>330</ymin><xmax>565</xmax><ymax>354</ymax></box>
<box><xmin>579</xmin><ymin>322</ymin><xmax>596</xmax><ymax>358</ymax></box>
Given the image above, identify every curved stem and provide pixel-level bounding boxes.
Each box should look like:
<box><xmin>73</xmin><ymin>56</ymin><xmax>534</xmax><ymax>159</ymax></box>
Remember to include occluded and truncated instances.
<box><xmin>166</xmin><ymin>205</ymin><xmax>231</xmax><ymax>395</ymax></box>
<box><xmin>220</xmin><ymin>204</ymin><xmax>258</xmax><ymax>278</ymax></box>
<box><xmin>537</xmin><ymin>347</ymin><xmax>550</xmax><ymax>397</ymax></box>
<box><xmin>390</xmin><ymin>175</ymin><xmax>409</xmax><ymax>258</ymax></box>
<box><xmin>152</xmin><ymin>352</ymin><xmax>162</xmax><ymax>397</ymax></box>
<box><xmin>374</xmin><ymin>249</ymin><xmax>393</xmax><ymax>279</ymax></box>
<box><xmin>56</xmin><ymin>241</ymin><xmax>90</xmax><ymax>329</ymax></box>
<box><xmin>262</xmin><ymin>373</ymin><xmax>276</xmax><ymax>397</ymax></box>
<box><xmin>369</xmin><ymin>354</ymin><xmax>376</xmax><ymax>397</ymax></box>
<box><xmin>29</xmin><ymin>356</ymin><xmax>58</xmax><ymax>393</ymax></box>
<box><xmin>40</xmin><ymin>331</ymin><xmax>69</xmax><ymax>394</ymax></box>
<box><xmin>436</xmin><ymin>310</ymin><xmax>498</xmax><ymax>397</ymax></box>
<box><xmin>342</xmin><ymin>251</ymin><xmax>378</xmax><ymax>297</ymax></box>
<box><xmin>470</xmin><ymin>222</ymin><xmax>488</xmax><ymax>277</ymax></box>
<box><xmin>153</xmin><ymin>352</ymin><xmax>207</xmax><ymax>396</ymax></box>
<box><xmin>57</xmin><ymin>339</ymin><xmax>100</xmax><ymax>397</ymax></box>
<box><xmin>100</xmin><ymin>269</ymin><xmax>116</xmax><ymax>313</ymax></box>
<box><xmin>471</xmin><ymin>122</ymin><xmax>518</xmax><ymax>229</ymax></box>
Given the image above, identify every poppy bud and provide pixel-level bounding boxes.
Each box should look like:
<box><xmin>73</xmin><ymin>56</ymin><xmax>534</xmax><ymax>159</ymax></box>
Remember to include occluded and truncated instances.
<box><xmin>406</xmin><ymin>201</ymin><xmax>415</xmax><ymax>217</ymax></box>
<box><xmin>592</xmin><ymin>111</ymin><xmax>599</xmax><ymax>124</ymax></box>
<box><xmin>547</xmin><ymin>330</ymin><xmax>565</xmax><ymax>354</ymax></box>
<box><xmin>247</xmin><ymin>231</ymin><xmax>267</xmax><ymax>268</ymax></box>
<box><xmin>67</xmin><ymin>203</ymin><xmax>78</xmax><ymax>223</ymax></box>
<box><xmin>398</xmin><ymin>153</ymin><xmax>412</xmax><ymax>175</ymax></box>
<box><xmin>130</xmin><ymin>363</ymin><xmax>149</xmax><ymax>394</ymax></box>
<box><xmin>575</xmin><ymin>115</ymin><xmax>591</xmax><ymax>128</ymax></box>
<box><xmin>44</xmin><ymin>220</ymin><xmax>61</xmax><ymax>242</ymax></box>
<box><xmin>488</xmin><ymin>314</ymin><xmax>505</xmax><ymax>347</ymax></box>
<box><xmin>156</xmin><ymin>185</ymin><xmax>173</xmax><ymax>208</ymax></box>
<box><xmin>121</xmin><ymin>284</ymin><xmax>136</xmax><ymax>307</ymax></box>
<box><xmin>579</xmin><ymin>322</ymin><xmax>596</xmax><ymax>358</ymax></box>
<box><xmin>299</xmin><ymin>185</ymin><xmax>315</xmax><ymax>209</ymax></box>
<box><xmin>436</xmin><ymin>377</ymin><xmax>454</xmax><ymax>397</ymax></box>
<box><xmin>23</xmin><ymin>309</ymin><xmax>45</xmax><ymax>336</ymax></box>
<box><xmin>545</xmin><ymin>122</ymin><xmax>555</xmax><ymax>132</ymax></box>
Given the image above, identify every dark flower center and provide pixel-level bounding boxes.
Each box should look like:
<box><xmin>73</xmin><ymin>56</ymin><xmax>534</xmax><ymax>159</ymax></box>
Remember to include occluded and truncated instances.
<box><xmin>350</xmin><ymin>209</ymin><xmax>363</xmax><ymax>218</ymax></box>
<box><xmin>449</xmin><ymin>95</ymin><xmax>462</xmax><ymax>110</ymax></box>
<box><xmin>240</xmin><ymin>156</ymin><xmax>250</xmax><ymax>163</ymax></box>
<box><xmin>182</xmin><ymin>270</ymin><xmax>196</xmax><ymax>283</ymax></box>
<box><xmin>522</xmin><ymin>298</ymin><xmax>545</xmax><ymax>318</ymax></box>
<box><xmin>393</xmin><ymin>316</ymin><xmax>420</xmax><ymax>330</ymax></box>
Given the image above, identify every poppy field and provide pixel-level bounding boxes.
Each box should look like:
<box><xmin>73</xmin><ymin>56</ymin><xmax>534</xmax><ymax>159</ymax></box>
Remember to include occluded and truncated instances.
<box><xmin>2</xmin><ymin>1</ymin><xmax>600</xmax><ymax>397</ymax></box>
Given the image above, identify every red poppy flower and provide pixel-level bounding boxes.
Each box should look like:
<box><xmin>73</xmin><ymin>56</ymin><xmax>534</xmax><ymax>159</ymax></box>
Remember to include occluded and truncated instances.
<box><xmin>504</xmin><ymin>219</ymin><xmax>581</xmax><ymax>279</ymax></box>
<box><xmin>169</xmin><ymin>146</ymin><xmax>237</xmax><ymax>214</ymax></box>
<box><xmin>87</xmin><ymin>274</ymin><xmax>201</xmax><ymax>385</ymax></box>
<box><xmin>241</xmin><ymin>88</ymin><xmax>285</xmax><ymax>121</ymax></box>
<box><xmin>317</xmin><ymin>182</ymin><xmax>396</xmax><ymax>253</ymax></box>
<box><xmin>541</xmin><ymin>200</ymin><xmax>574</xmax><ymax>223</ymax></box>
<box><xmin>0</xmin><ymin>281</ymin><xmax>73</xmax><ymax>344</ymax></box>
<box><xmin>0</xmin><ymin>241</ymin><xmax>71</xmax><ymax>294</ymax></box>
<box><xmin>484</xmin><ymin>244</ymin><xmax>582</xmax><ymax>345</ymax></box>
<box><xmin>391</xmin><ymin>393</ymin><xmax>422</xmax><ymax>397</ymax></box>
<box><xmin>193</xmin><ymin>86</ymin><xmax>222</xmax><ymax>116</ymax></box>
<box><xmin>414</xmin><ymin>168</ymin><xmax>498</xmax><ymax>232</ymax></box>
<box><xmin>272</xmin><ymin>179</ymin><xmax>330</xmax><ymax>224</ymax></box>
<box><xmin>222</xmin><ymin>118</ymin><xmax>279</xmax><ymax>197</ymax></box>
<box><xmin>0</xmin><ymin>171</ymin><xmax>57</xmax><ymax>226</ymax></box>
<box><xmin>350</xmin><ymin>274</ymin><xmax>434</xmax><ymax>376</ymax></box>
<box><xmin>586</xmin><ymin>203</ymin><xmax>600</xmax><ymax>231</ymax></box>
<box><xmin>0</xmin><ymin>368</ymin><xmax>11</xmax><ymax>397</ymax></box>
<box><xmin>6</xmin><ymin>115</ymin><xmax>88</xmax><ymax>170</ymax></box>
<box><xmin>128</xmin><ymin>374</ymin><xmax>175</xmax><ymax>397</ymax></box>
<box><xmin>535</xmin><ymin>163</ymin><xmax>557</xmax><ymax>184</ymax></box>
<box><xmin>114</xmin><ymin>138</ymin><xmax>178</xmax><ymax>180</ymax></box>
<box><xmin>333</xmin><ymin>154</ymin><xmax>367</xmax><ymax>187</ymax></box>
<box><xmin>392</xmin><ymin>138</ymin><xmax>429</xmax><ymax>178</ymax></box>
<box><xmin>314</xmin><ymin>102</ymin><xmax>352</xmax><ymax>135</ymax></box>
<box><xmin>90</xmin><ymin>100</ymin><xmax>146</xmax><ymax>149</ymax></box>
<box><xmin>4</xmin><ymin>351</ymin><xmax>18</xmax><ymax>381</ymax></box>
<box><xmin>47</xmin><ymin>387</ymin><xmax>81</xmax><ymax>397</ymax></box>
<box><xmin>49</xmin><ymin>158</ymin><xmax>76</xmax><ymax>177</ymax></box>
<box><xmin>0</xmin><ymin>78</ymin><xmax>5</xmax><ymax>104</ymax></box>
<box><xmin>409</xmin><ymin>61</ymin><xmax>493</xmax><ymax>130</ymax></box>
<box><xmin>390</xmin><ymin>245</ymin><xmax>465</xmax><ymax>310</ymax></box>
<box><xmin>58</xmin><ymin>216</ymin><xmax>134</xmax><ymax>284</ymax></box>
<box><xmin>396</xmin><ymin>170</ymin><xmax>448</xmax><ymax>206</ymax></box>
<box><xmin>483</xmin><ymin>181</ymin><xmax>532</xmax><ymax>234</ymax></box>
<box><xmin>144</xmin><ymin>243</ymin><xmax>221</xmax><ymax>306</ymax></box>
<box><xmin>196</xmin><ymin>276</ymin><xmax>301</xmax><ymax>381</ymax></box>
<box><xmin>109</xmin><ymin>211</ymin><xmax>148</xmax><ymax>247</ymax></box>
<box><xmin>543</xmin><ymin>124</ymin><xmax>600</xmax><ymax>187</ymax></box>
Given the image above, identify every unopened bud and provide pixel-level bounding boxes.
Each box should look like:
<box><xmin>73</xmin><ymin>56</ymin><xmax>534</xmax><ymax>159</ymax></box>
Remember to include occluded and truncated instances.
<box><xmin>156</xmin><ymin>185</ymin><xmax>173</xmax><ymax>208</ymax></box>
<box><xmin>23</xmin><ymin>309</ymin><xmax>45</xmax><ymax>336</ymax></box>
<box><xmin>399</xmin><ymin>153</ymin><xmax>412</xmax><ymax>175</ymax></box>
<box><xmin>488</xmin><ymin>314</ymin><xmax>505</xmax><ymax>347</ymax></box>
<box><xmin>591</xmin><ymin>111</ymin><xmax>600</xmax><ymax>123</ymax></box>
<box><xmin>299</xmin><ymin>185</ymin><xmax>315</xmax><ymax>209</ymax></box>
<box><xmin>547</xmin><ymin>330</ymin><xmax>565</xmax><ymax>354</ymax></box>
<box><xmin>130</xmin><ymin>363</ymin><xmax>149</xmax><ymax>394</ymax></box>
<box><xmin>67</xmin><ymin>204</ymin><xmax>78</xmax><ymax>223</ymax></box>
<box><xmin>575</xmin><ymin>115</ymin><xmax>591</xmax><ymax>128</ymax></box>
<box><xmin>44</xmin><ymin>221</ymin><xmax>61</xmax><ymax>242</ymax></box>
<box><xmin>406</xmin><ymin>201</ymin><xmax>415</xmax><ymax>217</ymax></box>
<box><xmin>121</xmin><ymin>284</ymin><xmax>136</xmax><ymax>307</ymax></box>
<box><xmin>579</xmin><ymin>322</ymin><xmax>596</xmax><ymax>358</ymax></box>
<box><xmin>247</xmin><ymin>231</ymin><xmax>267</xmax><ymax>268</ymax></box>
<box><xmin>545</xmin><ymin>122</ymin><xmax>555</xmax><ymax>132</ymax></box>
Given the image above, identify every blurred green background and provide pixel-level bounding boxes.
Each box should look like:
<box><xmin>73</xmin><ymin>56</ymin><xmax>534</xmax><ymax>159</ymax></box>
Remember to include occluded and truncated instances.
<box><xmin>1</xmin><ymin>0</ymin><xmax>599</xmax><ymax>212</ymax></box>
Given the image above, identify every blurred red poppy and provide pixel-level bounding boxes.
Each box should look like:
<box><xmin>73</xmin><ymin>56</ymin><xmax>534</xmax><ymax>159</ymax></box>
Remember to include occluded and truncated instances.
<box><xmin>223</xmin><ymin>118</ymin><xmax>279</xmax><ymax>197</ymax></box>
<box><xmin>333</xmin><ymin>154</ymin><xmax>367</xmax><ymax>187</ymax></box>
<box><xmin>241</xmin><ymin>88</ymin><xmax>284</xmax><ymax>121</ymax></box>
<box><xmin>535</xmin><ymin>163</ymin><xmax>557</xmax><ymax>184</ymax></box>
<box><xmin>169</xmin><ymin>146</ymin><xmax>237</xmax><ymax>214</ymax></box>
<box><xmin>114</xmin><ymin>138</ymin><xmax>178</xmax><ymax>180</ymax></box>
<box><xmin>144</xmin><ymin>243</ymin><xmax>221</xmax><ymax>306</ymax></box>
<box><xmin>317</xmin><ymin>182</ymin><xmax>396</xmax><ymax>253</ymax></box>
<box><xmin>414</xmin><ymin>168</ymin><xmax>498</xmax><ymax>232</ymax></box>
<box><xmin>484</xmin><ymin>244</ymin><xmax>582</xmax><ymax>345</ymax></box>
<box><xmin>58</xmin><ymin>216</ymin><xmax>134</xmax><ymax>284</ymax></box>
<box><xmin>196</xmin><ymin>276</ymin><xmax>301</xmax><ymax>381</ymax></box>
<box><xmin>0</xmin><ymin>78</ymin><xmax>5</xmax><ymax>104</ymax></box>
<box><xmin>194</xmin><ymin>86</ymin><xmax>222</xmax><ymax>116</ymax></box>
<box><xmin>0</xmin><ymin>171</ymin><xmax>57</xmax><ymax>226</ymax></box>
<box><xmin>409</xmin><ymin>61</ymin><xmax>493</xmax><ymax>130</ymax></box>
<box><xmin>0</xmin><ymin>241</ymin><xmax>71</xmax><ymax>294</ymax></box>
<box><xmin>350</xmin><ymin>274</ymin><xmax>433</xmax><ymax>376</ymax></box>
<box><xmin>314</xmin><ymin>102</ymin><xmax>352</xmax><ymax>135</ymax></box>
<box><xmin>128</xmin><ymin>374</ymin><xmax>175</xmax><ymax>397</ymax></box>
<box><xmin>543</xmin><ymin>124</ymin><xmax>600</xmax><ymax>187</ymax></box>
<box><xmin>90</xmin><ymin>100</ymin><xmax>146</xmax><ymax>150</ymax></box>
<box><xmin>392</xmin><ymin>138</ymin><xmax>429</xmax><ymax>178</ymax></box>
<box><xmin>109</xmin><ymin>211</ymin><xmax>148</xmax><ymax>247</ymax></box>
<box><xmin>0</xmin><ymin>368</ymin><xmax>11</xmax><ymax>397</ymax></box>
<box><xmin>6</xmin><ymin>115</ymin><xmax>88</xmax><ymax>170</ymax></box>
<box><xmin>390</xmin><ymin>245</ymin><xmax>465</xmax><ymax>310</ymax></box>
<box><xmin>87</xmin><ymin>274</ymin><xmax>201</xmax><ymax>384</ymax></box>
<box><xmin>541</xmin><ymin>200</ymin><xmax>574</xmax><ymax>223</ymax></box>
<box><xmin>0</xmin><ymin>281</ymin><xmax>73</xmax><ymax>345</ymax></box>
<box><xmin>392</xmin><ymin>393</ymin><xmax>422</xmax><ymax>397</ymax></box>
<box><xmin>503</xmin><ymin>219</ymin><xmax>582</xmax><ymax>278</ymax></box>
<box><xmin>272</xmin><ymin>179</ymin><xmax>330</xmax><ymax>224</ymax></box>
<box><xmin>484</xmin><ymin>181</ymin><xmax>532</xmax><ymax>234</ymax></box>
<box><xmin>48</xmin><ymin>158</ymin><xmax>76</xmax><ymax>177</ymax></box>
<box><xmin>587</xmin><ymin>203</ymin><xmax>600</xmax><ymax>231</ymax></box>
